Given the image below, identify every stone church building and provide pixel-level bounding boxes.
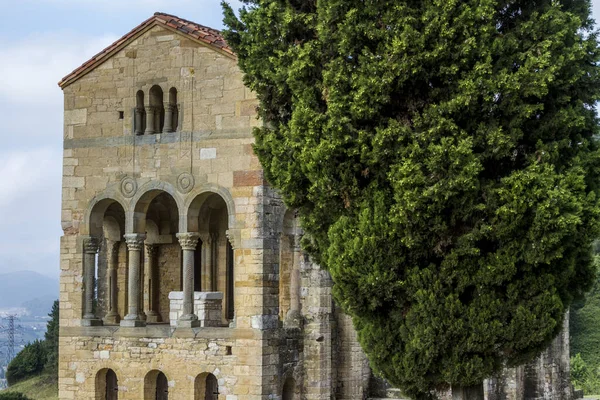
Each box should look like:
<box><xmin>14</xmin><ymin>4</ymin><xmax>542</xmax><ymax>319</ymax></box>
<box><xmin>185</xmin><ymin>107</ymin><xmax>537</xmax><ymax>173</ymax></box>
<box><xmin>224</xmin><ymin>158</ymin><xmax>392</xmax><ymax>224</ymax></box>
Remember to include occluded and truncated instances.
<box><xmin>58</xmin><ymin>12</ymin><xmax>573</xmax><ymax>400</ymax></box>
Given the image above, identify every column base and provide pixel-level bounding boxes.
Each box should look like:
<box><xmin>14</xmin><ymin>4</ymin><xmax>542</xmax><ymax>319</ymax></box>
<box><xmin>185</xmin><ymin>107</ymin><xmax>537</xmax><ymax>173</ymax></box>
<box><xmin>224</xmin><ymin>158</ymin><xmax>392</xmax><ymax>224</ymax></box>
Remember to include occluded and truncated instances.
<box><xmin>103</xmin><ymin>313</ymin><xmax>120</xmax><ymax>325</ymax></box>
<box><xmin>81</xmin><ymin>318</ymin><xmax>103</xmax><ymax>327</ymax></box>
<box><xmin>120</xmin><ymin>319</ymin><xmax>146</xmax><ymax>327</ymax></box>
<box><xmin>177</xmin><ymin>319</ymin><xmax>200</xmax><ymax>328</ymax></box>
<box><xmin>146</xmin><ymin>313</ymin><xmax>161</xmax><ymax>323</ymax></box>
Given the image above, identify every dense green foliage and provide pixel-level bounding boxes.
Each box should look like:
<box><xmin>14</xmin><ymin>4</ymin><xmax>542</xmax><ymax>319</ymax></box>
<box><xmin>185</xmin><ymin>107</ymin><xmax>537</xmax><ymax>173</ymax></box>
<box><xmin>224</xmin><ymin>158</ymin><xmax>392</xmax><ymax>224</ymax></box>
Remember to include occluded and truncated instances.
<box><xmin>223</xmin><ymin>0</ymin><xmax>600</xmax><ymax>397</ymax></box>
<box><xmin>6</xmin><ymin>300</ymin><xmax>59</xmax><ymax>386</ymax></box>
<box><xmin>0</xmin><ymin>392</ymin><xmax>33</xmax><ymax>400</ymax></box>
<box><xmin>571</xmin><ymin>256</ymin><xmax>600</xmax><ymax>393</ymax></box>
<box><xmin>44</xmin><ymin>301</ymin><xmax>59</xmax><ymax>373</ymax></box>
<box><xmin>570</xmin><ymin>353</ymin><xmax>600</xmax><ymax>394</ymax></box>
<box><xmin>6</xmin><ymin>341</ymin><xmax>47</xmax><ymax>386</ymax></box>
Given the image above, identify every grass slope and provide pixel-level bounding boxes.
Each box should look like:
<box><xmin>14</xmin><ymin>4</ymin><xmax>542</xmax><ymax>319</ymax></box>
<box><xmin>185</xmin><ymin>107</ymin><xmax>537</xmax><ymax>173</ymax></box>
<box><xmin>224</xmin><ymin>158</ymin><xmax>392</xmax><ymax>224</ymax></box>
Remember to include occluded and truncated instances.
<box><xmin>2</xmin><ymin>374</ymin><xmax>57</xmax><ymax>400</ymax></box>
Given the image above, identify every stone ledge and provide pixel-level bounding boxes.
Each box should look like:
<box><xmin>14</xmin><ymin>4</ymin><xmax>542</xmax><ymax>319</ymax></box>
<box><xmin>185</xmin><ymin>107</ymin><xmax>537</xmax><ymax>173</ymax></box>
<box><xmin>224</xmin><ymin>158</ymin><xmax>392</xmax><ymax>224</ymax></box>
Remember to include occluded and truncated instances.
<box><xmin>64</xmin><ymin>128</ymin><xmax>253</xmax><ymax>149</ymax></box>
<box><xmin>60</xmin><ymin>325</ymin><xmax>261</xmax><ymax>340</ymax></box>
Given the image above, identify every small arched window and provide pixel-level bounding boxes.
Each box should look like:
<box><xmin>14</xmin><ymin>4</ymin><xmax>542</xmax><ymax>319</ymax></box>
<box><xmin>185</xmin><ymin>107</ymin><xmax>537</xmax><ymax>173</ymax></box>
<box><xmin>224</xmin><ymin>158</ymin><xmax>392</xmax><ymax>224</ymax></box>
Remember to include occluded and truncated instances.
<box><xmin>149</xmin><ymin>85</ymin><xmax>165</xmax><ymax>134</ymax></box>
<box><xmin>168</xmin><ymin>87</ymin><xmax>178</xmax><ymax>132</ymax></box>
<box><xmin>144</xmin><ymin>370</ymin><xmax>169</xmax><ymax>400</ymax></box>
<box><xmin>95</xmin><ymin>368</ymin><xmax>118</xmax><ymax>400</ymax></box>
<box><xmin>194</xmin><ymin>373</ymin><xmax>219</xmax><ymax>400</ymax></box>
<box><xmin>282</xmin><ymin>377</ymin><xmax>296</xmax><ymax>400</ymax></box>
<box><xmin>135</xmin><ymin>90</ymin><xmax>145</xmax><ymax>135</ymax></box>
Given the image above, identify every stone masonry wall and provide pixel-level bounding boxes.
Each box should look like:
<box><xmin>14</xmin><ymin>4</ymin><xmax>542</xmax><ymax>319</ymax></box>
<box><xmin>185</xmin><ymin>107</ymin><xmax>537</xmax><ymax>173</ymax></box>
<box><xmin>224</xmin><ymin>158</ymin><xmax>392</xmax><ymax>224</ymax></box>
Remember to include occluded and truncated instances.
<box><xmin>58</xmin><ymin>22</ymin><xmax>277</xmax><ymax>400</ymax></box>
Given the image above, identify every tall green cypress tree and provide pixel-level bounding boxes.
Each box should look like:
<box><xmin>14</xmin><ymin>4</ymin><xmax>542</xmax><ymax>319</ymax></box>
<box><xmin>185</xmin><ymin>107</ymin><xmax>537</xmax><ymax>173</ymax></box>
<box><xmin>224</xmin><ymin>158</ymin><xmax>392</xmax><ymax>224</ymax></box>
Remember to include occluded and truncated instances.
<box><xmin>223</xmin><ymin>0</ymin><xmax>600</xmax><ymax>398</ymax></box>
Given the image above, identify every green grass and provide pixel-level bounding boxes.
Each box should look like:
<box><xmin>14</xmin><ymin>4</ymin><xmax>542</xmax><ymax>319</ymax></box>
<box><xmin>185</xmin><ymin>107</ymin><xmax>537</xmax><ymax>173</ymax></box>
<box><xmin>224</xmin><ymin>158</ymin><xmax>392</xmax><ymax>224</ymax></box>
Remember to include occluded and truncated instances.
<box><xmin>2</xmin><ymin>374</ymin><xmax>58</xmax><ymax>400</ymax></box>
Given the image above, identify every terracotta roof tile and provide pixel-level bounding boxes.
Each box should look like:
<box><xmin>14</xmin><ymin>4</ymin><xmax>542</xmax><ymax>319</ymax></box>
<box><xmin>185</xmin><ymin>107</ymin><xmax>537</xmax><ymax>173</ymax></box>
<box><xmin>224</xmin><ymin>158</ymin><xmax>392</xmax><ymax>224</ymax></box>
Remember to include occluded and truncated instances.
<box><xmin>58</xmin><ymin>12</ymin><xmax>235</xmax><ymax>89</ymax></box>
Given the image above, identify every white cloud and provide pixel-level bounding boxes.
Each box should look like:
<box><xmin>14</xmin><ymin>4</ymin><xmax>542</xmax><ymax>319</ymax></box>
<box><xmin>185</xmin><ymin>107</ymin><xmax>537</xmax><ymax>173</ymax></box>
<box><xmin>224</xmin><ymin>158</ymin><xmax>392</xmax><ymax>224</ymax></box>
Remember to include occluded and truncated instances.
<box><xmin>0</xmin><ymin>33</ymin><xmax>119</xmax><ymax>105</ymax></box>
<box><xmin>0</xmin><ymin>148</ymin><xmax>61</xmax><ymax>208</ymax></box>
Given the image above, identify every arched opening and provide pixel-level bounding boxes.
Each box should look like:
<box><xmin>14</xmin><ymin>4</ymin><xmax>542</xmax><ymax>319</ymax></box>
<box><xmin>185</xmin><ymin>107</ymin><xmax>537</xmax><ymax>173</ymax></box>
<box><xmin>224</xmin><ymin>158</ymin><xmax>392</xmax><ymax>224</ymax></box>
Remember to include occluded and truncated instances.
<box><xmin>149</xmin><ymin>85</ymin><xmax>165</xmax><ymax>134</ymax></box>
<box><xmin>86</xmin><ymin>199</ymin><xmax>126</xmax><ymax>325</ymax></box>
<box><xmin>282</xmin><ymin>377</ymin><xmax>296</xmax><ymax>400</ymax></box>
<box><xmin>167</xmin><ymin>87</ymin><xmax>178</xmax><ymax>132</ymax></box>
<box><xmin>194</xmin><ymin>373</ymin><xmax>219</xmax><ymax>400</ymax></box>
<box><xmin>188</xmin><ymin>192</ymin><xmax>234</xmax><ymax>324</ymax></box>
<box><xmin>144</xmin><ymin>370</ymin><xmax>169</xmax><ymax>400</ymax></box>
<box><xmin>95</xmin><ymin>368</ymin><xmax>118</xmax><ymax>400</ymax></box>
<box><xmin>135</xmin><ymin>90</ymin><xmax>146</xmax><ymax>135</ymax></box>
<box><xmin>133</xmin><ymin>190</ymin><xmax>180</xmax><ymax>323</ymax></box>
<box><xmin>280</xmin><ymin>210</ymin><xmax>302</xmax><ymax>326</ymax></box>
<box><xmin>523</xmin><ymin>364</ymin><xmax>539</xmax><ymax>399</ymax></box>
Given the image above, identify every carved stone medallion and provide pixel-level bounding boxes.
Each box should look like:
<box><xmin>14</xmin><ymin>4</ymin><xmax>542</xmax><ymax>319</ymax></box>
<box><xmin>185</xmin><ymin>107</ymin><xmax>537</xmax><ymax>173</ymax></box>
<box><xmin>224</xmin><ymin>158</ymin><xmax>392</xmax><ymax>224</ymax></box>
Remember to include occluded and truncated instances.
<box><xmin>177</xmin><ymin>172</ymin><xmax>195</xmax><ymax>194</ymax></box>
<box><xmin>120</xmin><ymin>177</ymin><xmax>137</xmax><ymax>198</ymax></box>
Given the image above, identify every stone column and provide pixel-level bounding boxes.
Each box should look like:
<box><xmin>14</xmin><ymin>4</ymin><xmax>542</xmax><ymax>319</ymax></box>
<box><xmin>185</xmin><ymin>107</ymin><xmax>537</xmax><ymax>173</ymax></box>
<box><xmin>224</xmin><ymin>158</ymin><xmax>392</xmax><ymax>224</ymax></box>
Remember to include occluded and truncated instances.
<box><xmin>176</xmin><ymin>233</ymin><xmax>200</xmax><ymax>328</ymax></box>
<box><xmin>121</xmin><ymin>233</ymin><xmax>146</xmax><ymax>327</ymax></box>
<box><xmin>163</xmin><ymin>104</ymin><xmax>174</xmax><ymax>133</ymax></box>
<box><xmin>103</xmin><ymin>240</ymin><xmax>120</xmax><ymax>324</ymax></box>
<box><xmin>210</xmin><ymin>233</ymin><xmax>218</xmax><ymax>291</ymax></box>
<box><xmin>135</xmin><ymin>107</ymin><xmax>144</xmax><ymax>135</ymax></box>
<box><xmin>82</xmin><ymin>237</ymin><xmax>102</xmax><ymax>326</ymax></box>
<box><xmin>285</xmin><ymin>234</ymin><xmax>303</xmax><ymax>327</ymax></box>
<box><xmin>201</xmin><ymin>234</ymin><xmax>213</xmax><ymax>292</ymax></box>
<box><xmin>145</xmin><ymin>244</ymin><xmax>160</xmax><ymax>323</ymax></box>
<box><xmin>144</xmin><ymin>106</ymin><xmax>155</xmax><ymax>134</ymax></box>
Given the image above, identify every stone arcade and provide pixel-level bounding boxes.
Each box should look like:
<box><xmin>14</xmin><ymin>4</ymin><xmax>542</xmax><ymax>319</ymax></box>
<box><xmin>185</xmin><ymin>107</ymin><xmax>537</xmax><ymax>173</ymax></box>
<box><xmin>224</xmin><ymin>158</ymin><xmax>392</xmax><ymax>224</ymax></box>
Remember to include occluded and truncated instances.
<box><xmin>58</xmin><ymin>12</ymin><xmax>572</xmax><ymax>400</ymax></box>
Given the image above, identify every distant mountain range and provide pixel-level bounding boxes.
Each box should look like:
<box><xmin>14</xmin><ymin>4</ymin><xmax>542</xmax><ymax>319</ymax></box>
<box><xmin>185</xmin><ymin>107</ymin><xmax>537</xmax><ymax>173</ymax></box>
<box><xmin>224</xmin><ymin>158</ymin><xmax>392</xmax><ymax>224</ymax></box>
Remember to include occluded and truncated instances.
<box><xmin>0</xmin><ymin>271</ymin><xmax>58</xmax><ymax>316</ymax></box>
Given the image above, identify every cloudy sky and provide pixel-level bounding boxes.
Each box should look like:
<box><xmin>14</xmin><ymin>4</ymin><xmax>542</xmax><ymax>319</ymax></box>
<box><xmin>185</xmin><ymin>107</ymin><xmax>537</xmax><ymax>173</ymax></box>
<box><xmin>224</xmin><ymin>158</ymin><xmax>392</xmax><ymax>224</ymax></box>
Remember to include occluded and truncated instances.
<box><xmin>0</xmin><ymin>0</ymin><xmax>599</xmax><ymax>279</ymax></box>
<box><xmin>0</xmin><ymin>0</ymin><xmax>242</xmax><ymax>279</ymax></box>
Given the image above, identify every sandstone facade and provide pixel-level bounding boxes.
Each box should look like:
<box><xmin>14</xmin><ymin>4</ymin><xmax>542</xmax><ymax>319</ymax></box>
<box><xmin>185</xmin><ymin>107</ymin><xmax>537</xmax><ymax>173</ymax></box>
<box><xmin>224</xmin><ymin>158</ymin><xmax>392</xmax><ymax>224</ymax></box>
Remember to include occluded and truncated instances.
<box><xmin>58</xmin><ymin>12</ymin><xmax>572</xmax><ymax>400</ymax></box>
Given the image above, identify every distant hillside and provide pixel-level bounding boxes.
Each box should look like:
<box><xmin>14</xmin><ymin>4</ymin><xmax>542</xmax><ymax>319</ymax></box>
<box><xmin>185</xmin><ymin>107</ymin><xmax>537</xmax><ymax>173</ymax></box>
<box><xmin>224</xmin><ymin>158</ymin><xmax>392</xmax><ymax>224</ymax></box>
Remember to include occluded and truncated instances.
<box><xmin>1</xmin><ymin>373</ymin><xmax>57</xmax><ymax>400</ymax></box>
<box><xmin>0</xmin><ymin>271</ymin><xmax>58</xmax><ymax>310</ymax></box>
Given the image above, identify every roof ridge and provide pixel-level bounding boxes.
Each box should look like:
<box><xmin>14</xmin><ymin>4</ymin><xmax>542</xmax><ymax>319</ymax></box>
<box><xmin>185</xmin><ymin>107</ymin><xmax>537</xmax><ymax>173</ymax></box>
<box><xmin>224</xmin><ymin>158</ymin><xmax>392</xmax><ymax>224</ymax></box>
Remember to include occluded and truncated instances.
<box><xmin>154</xmin><ymin>12</ymin><xmax>224</xmax><ymax>35</ymax></box>
<box><xmin>58</xmin><ymin>12</ymin><xmax>234</xmax><ymax>89</ymax></box>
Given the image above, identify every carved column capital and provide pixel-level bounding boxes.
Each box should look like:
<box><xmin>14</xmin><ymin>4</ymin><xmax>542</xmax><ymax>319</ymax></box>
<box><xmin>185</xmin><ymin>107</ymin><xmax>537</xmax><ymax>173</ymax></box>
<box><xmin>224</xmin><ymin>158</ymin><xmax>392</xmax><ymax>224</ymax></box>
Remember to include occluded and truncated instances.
<box><xmin>144</xmin><ymin>106</ymin><xmax>156</xmax><ymax>114</ymax></box>
<box><xmin>124</xmin><ymin>234</ymin><xmax>146</xmax><ymax>251</ymax></box>
<box><xmin>135</xmin><ymin>107</ymin><xmax>145</xmax><ymax>114</ymax></box>
<box><xmin>176</xmin><ymin>233</ymin><xmax>199</xmax><ymax>251</ymax></box>
<box><xmin>83</xmin><ymin>237</ymin><xmax>100</xmax><ymax>254</ymax></box>
<box><xmin>225</xmin><ymin>229</ymin><xmax>237</xmax><ymax>249</ymax></box>
<box><xmin>198</xmin><ymin>233</ymin><xmax>210</xmax><ymax>244</ymax></box>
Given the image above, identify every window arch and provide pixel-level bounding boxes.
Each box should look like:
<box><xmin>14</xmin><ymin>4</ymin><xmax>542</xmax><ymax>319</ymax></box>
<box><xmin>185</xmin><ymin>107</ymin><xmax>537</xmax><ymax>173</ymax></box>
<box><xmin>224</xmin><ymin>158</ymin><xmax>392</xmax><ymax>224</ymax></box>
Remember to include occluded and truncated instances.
<box><xmin>135</xmin><ymin>90</ymin><xmax>146</xmax><ymax>135</ymax></box>
<box><xmin>95</xmin><ymin>368</ymin><xmax>118</xmax><ymax>400</ymax></box>
<box><xmin>282</xmin><ymin>377</ymin><xmax>296</xmax><ymax>400</ymax></box>
<box><xmin>144</xmin><ymin>370</ymin><xmax>169</xmax><ymax>400</ymax></box>
<box><xmin>194</xmin><ymin>373</ymin><xmax>218</xmax><ymax>400</ymax></box>
<box><xmin>149</xmin><ymin>85</ymin><xmax>165</xmax><ymax>134</ymax></box>
<box><xmin>167</xmin><ymin>87</ymin><xmax>178</xmax><ymax>132</ymax></box>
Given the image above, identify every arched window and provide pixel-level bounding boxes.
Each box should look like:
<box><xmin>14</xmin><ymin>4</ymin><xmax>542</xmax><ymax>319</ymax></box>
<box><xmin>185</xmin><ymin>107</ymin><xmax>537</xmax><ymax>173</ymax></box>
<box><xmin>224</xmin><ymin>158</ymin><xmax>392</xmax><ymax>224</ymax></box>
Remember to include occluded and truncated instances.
<box><xmin>194</xmin><ymin>373</ymin><xmax>219</xmax><ymax>400</ymax></box>
<box><xmin>166</xmin><ymin>87</ymin><xmax>178</xmax><ymax>132</ymax></box>
<box><xmin>188</xmin><ymin>192</ymin><xmax>234</xmax><ymax>324</ymax></box>
<box><xmin>95</xmin><ymin>368</ymin><xmax>118</xmax><ymax>400</ymax></box>
<box><xmin>135</xmin><ymin>90</ymin><xmax>145</xmax><ymax>135</ymax></box>
<box><xmin>156</xmin><ymin>372</ymin><xmax>168</xmax><ymax>400</ymax></box>
<box><xmin>148</xmin><ymin>85</ymin><xmax>164</xmax><ymax>134</ymax></box>
<box><xmin>144</xmin><ymin>370</ymin><xmax>169</xmax><ymax>400</ymax></box>
<box><xmin>282</xmin><ymin>377</ymin><xmax>295</xmax><ymax>400</ymax></box>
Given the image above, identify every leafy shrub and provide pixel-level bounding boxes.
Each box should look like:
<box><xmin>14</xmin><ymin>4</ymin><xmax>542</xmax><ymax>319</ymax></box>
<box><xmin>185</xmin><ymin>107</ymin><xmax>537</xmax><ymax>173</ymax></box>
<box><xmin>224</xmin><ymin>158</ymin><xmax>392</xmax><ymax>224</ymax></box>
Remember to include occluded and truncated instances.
<box><xmin>0</xmin><ymin>392</ymin><xmax>34</xmax><ymax>400</ymax></box>
<box><xmin>44</xmin><ymin>300</ymin><xmax>59</xmax><ymax>373</ymax></box>
<box><xmin>6</xmin><ymin>340</ymin><xmax>47</xmax><ymax>386</ymax></box>
<box><xmin>571</xmin><ymin>353</ymin><xmax>600</xmax><ymax>395</ymax></box>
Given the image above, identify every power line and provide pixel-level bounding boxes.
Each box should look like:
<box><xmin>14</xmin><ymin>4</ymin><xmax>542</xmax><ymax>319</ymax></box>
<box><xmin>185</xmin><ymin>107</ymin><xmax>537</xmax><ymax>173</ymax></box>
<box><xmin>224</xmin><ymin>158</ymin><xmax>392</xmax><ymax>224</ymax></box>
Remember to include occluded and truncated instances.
<box><xmin>0</xmin><ymin>314</ymin><xmax>23</xmax><ymax>365</ymax></box>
